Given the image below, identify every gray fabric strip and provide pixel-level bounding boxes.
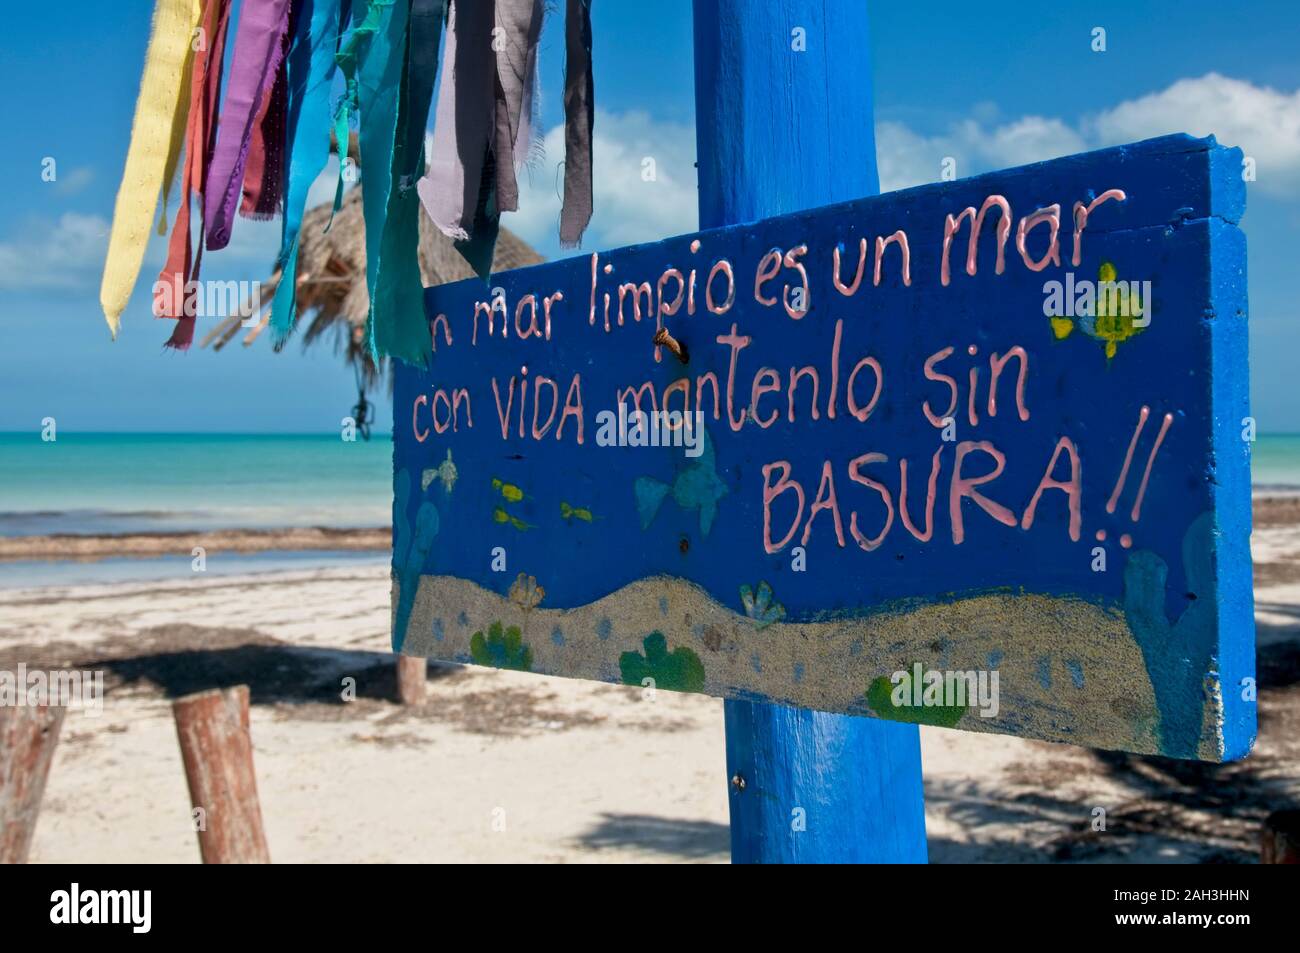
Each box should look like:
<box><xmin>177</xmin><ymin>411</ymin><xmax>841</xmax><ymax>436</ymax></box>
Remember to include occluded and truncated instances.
<box><xmin>492</xmin><ymin>0</ymin><xmax>544</xmax><ymax>212</ymax></box>
<box><xmin>560</xmin><ymin>0</ymin><xmax>594</xmax><ymax>247</ymax></box>
<box><xmin>419</xmin><ymin>0</ymin><xmax>495</xmax><ymax>241</ymax></box>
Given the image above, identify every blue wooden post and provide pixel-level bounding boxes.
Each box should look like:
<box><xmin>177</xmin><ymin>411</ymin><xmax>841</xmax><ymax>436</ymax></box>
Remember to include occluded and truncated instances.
<box><xmin>692</xmin><ymin>0</ymin><xmax>929</xmax><ymax>863</ymax></box>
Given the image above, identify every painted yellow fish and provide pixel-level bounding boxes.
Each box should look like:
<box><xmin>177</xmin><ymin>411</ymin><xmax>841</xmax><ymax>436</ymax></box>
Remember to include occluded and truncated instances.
<box><xmin>560</xmin><ymin>501</ymin><xmax>596</xmax><ymax>522</ymax></box>
<box><xmin>1088</xmin><ymin>261</ymin><xmax>1146</xmax><ymax>359</ymax></box>
<box><xmin>493</xmin><ymin>506</ymin><xmax>531</xmax><ymax>530</ymax></box>
<box><xmin>492</xmin><ymin>478</ymin><xmax>525</xmax><ymax>503</ymax></box>
<box><xmin>1051</xmin><ymin>261</ymin><xmax>1148</xmax><ymax>359</ymax></box>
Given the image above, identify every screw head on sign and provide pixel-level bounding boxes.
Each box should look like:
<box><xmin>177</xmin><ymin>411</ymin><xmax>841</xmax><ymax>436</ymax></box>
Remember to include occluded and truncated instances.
<box><xmin>730</xmin><ymin>773</ymin><xmax>746</xmax><ymax>792</ymax></box>
<box><xmin>654</xmin><ymin>327</ymin><xmax>689</xmax><ymax>364</ymax></box>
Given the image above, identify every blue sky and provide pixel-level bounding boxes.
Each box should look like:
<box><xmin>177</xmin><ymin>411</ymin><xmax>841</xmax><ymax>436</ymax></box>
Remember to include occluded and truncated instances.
<box><xmin>0</xmin><ymin>1</ymin><xmax>1297</xmax><ymax>433</ymax></box>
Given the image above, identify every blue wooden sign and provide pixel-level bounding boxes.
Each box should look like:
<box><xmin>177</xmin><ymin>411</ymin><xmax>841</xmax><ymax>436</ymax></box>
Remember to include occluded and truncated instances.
<box><xmin>391</xmin><ymin>134</ymin><xmax>1254</xmax><ymax>762</ymax></box>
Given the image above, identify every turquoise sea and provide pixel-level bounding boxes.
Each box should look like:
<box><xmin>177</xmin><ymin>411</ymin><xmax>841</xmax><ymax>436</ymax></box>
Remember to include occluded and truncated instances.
<box><xmin>1252</xmin><ymin>433</ymin><xmax>1300</xmax><ymax>495</ymax></box>
<box><xmin>0</xmin><ymin>432</ymin><xmax>393</xmax><ymax>537</ymax></box>
<box><xmin>2</xmin><ymin>431</ymin><xmax>1299</xmax><ymax>539</ymax></box>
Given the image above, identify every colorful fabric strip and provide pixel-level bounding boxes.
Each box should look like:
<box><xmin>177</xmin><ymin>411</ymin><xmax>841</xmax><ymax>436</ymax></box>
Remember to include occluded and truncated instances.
<box><xmin>560</xmin><ymin>0</ymin><xmax>594</xmax><ymax>247</ymax></box>
<box><xmin>401</xmin><ymin>0</ymin><xmax>444</xmax><ymax>181</ymax></box>
<box><xmin>239</xmin><ymin>41</ymin><xmax>291</xmax><ymax>221</ymax></box>
<box><xmin>419</xmin><ymin>0</ymin><xmax>495</xmax><ymax>247</ymax></box>
<box><xmin>330</xmin><ymin>0</ymin><xmax>386</xmax><ymax>226</ymax></box>
<box><xmin>100</xmin><ymin>0</ymin><xmax>203</xmax><ymax>337</ymax></box>
<box><xmin>333</xmin><ymin>0</ymin><xmax>411</xmax><ymax>360</ymax></box>
<box><xmin>268</xmin><ymin>0</ymin><xmax>345</xmax><ymax>343</ymax></box>
<box><xmin>204</xmin><ymin>0</ymin><xmax>292</xmax><ymax>251</ymax></box>
<box><xmin>419</xmin><ymin>0</ymin><xmax>547</xmax><ymax>280</ymax></box>
<box><xmin>371</xmin><ymin>0</ymin><xmax>446</xmax><ymax>363</ymax></box>
<box><xmin>491</xmin><ymin>0</ymin><xmax>543</xmax><ymax>214</ymax></box>
<box><xmin>154</xmin><ymin>0</ymin><xmax>233</xmax><ymax>350</ymax></box>
<box><xmin>156</xmin><ymin>21</ymin><xmax>198</xmax><ymax>239</ymax></box>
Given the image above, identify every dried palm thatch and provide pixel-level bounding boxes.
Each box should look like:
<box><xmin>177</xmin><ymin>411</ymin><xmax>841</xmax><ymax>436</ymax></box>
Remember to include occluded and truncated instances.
<box><xmin>201</xmin><ymin>153</ymin><xmax>544</xmax><ymax>388</ymax></box>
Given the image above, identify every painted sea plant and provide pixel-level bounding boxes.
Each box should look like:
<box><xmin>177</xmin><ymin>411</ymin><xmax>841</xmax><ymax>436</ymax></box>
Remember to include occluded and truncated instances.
<box><xmin>866</xmin><ymin>671</ymin><xmax>967</xmax><ymax>728</ymax></box>
<box><xmin>740</xmin><ymin>581</ymin><xmax>786</xmax><ymax>628</ymax></box>
<box><xmin>470</xmin><ymin>621</ymin><xmax>534</xmax><ymax>671</ymax></box>
<box><xmin>619</xmin><ymin>632</ymin><xmax>706</xmax><ymax>693</ymax></box>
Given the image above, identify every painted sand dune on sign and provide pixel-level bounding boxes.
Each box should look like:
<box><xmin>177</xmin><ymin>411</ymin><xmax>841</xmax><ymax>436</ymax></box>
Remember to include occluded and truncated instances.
<box><xmin>396</xmin><ymin>572</ymin><xmax>1225</xmax><ymax>760</ymax></box>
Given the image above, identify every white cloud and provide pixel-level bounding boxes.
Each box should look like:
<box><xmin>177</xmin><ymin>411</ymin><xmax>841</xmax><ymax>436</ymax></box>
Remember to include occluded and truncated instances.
<box><xmin>0</xmin><ymin>212</ymin><xmax>109</xmax><ymax>290</ymax></box>
<box><xmin>305</xmin><ymin>157</ymin><xmax>347</xmax><ymax>210</ymax></box>
<box><xmin>517</xmin><ymin>77</ymin><xmax>1298</xmax><ymax>243</ymax></box>
<box><xmin>979</xmin><ymin>116</ymin><xmax>1089</xmax><ymax>169</ymax></box>
<box><xmin>53</xmin><ymin>166</ymin><xmax>95</xmax><ymax>196</ymax></box>
<box><xmin>0</xmin><ymin>187</ymin><xmax>296</xmax><ymax>293</ymax></box>
<box><xmin>215</xmin><ymin>213</ymin><xmax>283</xmax><ymax>270</ymax></box>
<box><xmin>879</xmin><ymin>73</ymin><xmax>1300</xmax><ymax>198</ymax></box>
<box><xmin>507</xmin><ymin>109</ymin><xmax>699</xmax><ymax>258</ymax></box>
<box><xmin>496</xmin><ymin>78</ymin><xmax>1300</xmax><ymax>259</ymax></box>
<box><xmin>1089</xmin><ymin>73</ymin><xmax>1300</xmax><ymax>195</ymax></box>
<box><xmin>877</xmin><ymin>115</ymin><xmax>1087</xmax><ymax>193</ymax></box>
<box><xmin>19</xmin><ymin>75</ymin><xmax>1285</xmax><ymax>296</ymax></box>
<box><xmin>875</xmin><ymin>120</ymin><xmax>942</xmax><ymax>193</ymax></box>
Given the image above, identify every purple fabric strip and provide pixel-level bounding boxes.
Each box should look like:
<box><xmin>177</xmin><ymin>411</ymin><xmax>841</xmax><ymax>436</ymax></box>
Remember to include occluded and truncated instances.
<box><xmin>204</xmin><ymin>0</ymin><xmax>293</xmax><ymax>251</ymax></box>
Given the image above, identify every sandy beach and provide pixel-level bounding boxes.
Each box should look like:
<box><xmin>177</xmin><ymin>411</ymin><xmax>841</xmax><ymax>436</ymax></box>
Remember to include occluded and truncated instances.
<box><xmin>2</xmin><ymin>498</ymin><xmax>1298</xmax><ymax>863</ymax></box>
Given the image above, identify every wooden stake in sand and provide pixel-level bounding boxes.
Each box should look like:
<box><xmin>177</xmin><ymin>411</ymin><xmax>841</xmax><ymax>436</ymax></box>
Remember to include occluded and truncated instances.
<box><xmin>173</xmin><ymin>685</ymin><xmax>270</xmax><ymax>864</ymax></box>
<box><xmin>395</xmin><ymin>655</ymin><xmax>426</xmax><ymax>705</ymax></box>
<box><xmin>0</xmin><ymin>705</ymin><xmax>66</xmax><ymax>864</ymax></box>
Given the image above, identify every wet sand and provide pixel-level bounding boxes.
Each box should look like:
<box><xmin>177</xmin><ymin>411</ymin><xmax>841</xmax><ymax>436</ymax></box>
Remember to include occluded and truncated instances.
<box><xmin>0</xmin><ymin>526</ymin><xmax>390</xmax><ymax>562</ymax></box>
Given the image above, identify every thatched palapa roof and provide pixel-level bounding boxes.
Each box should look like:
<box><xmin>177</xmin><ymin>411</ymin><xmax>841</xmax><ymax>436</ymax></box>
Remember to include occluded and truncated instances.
<box><xmin>202</xmin><ymin>147</ymin><xmax>544</xmax><ymax>384</ymax></box>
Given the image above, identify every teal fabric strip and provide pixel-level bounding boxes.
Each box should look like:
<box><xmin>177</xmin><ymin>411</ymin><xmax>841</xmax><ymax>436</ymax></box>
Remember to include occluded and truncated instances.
<box><xmin>329</xmin><ymin>0</ymin><xmax>382</xmax><ymax>226</ymax></box>
<box><xmin>270</xmin><ymin>0</ymin><xmax>345</xmax><ymax>342</ymax></box>
<box><xmin>351</xmin><ymin>0</ymin><xmax>405</xmax><ymax>361</ymax></box>
<box><xmin>372</xmin><ymin>0</ymin><xmax>445</xmax><ymax>364</ymax></box>
<box><xmin>400</xmin><ymin>0</ymin><xmax>444</xmax><ymax>181</ymax></box>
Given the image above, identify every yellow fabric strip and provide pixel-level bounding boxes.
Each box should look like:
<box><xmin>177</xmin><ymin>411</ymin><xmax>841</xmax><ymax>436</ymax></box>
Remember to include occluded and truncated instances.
<box><xmin>157</xmin><ymin>22</ymin><xmax>198</xmax><ymax>237</ymax></box>
<box><xmin>100</xmin><ymin>0</ymin><xmax>202</xmax><ymax>337</ymax></box>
